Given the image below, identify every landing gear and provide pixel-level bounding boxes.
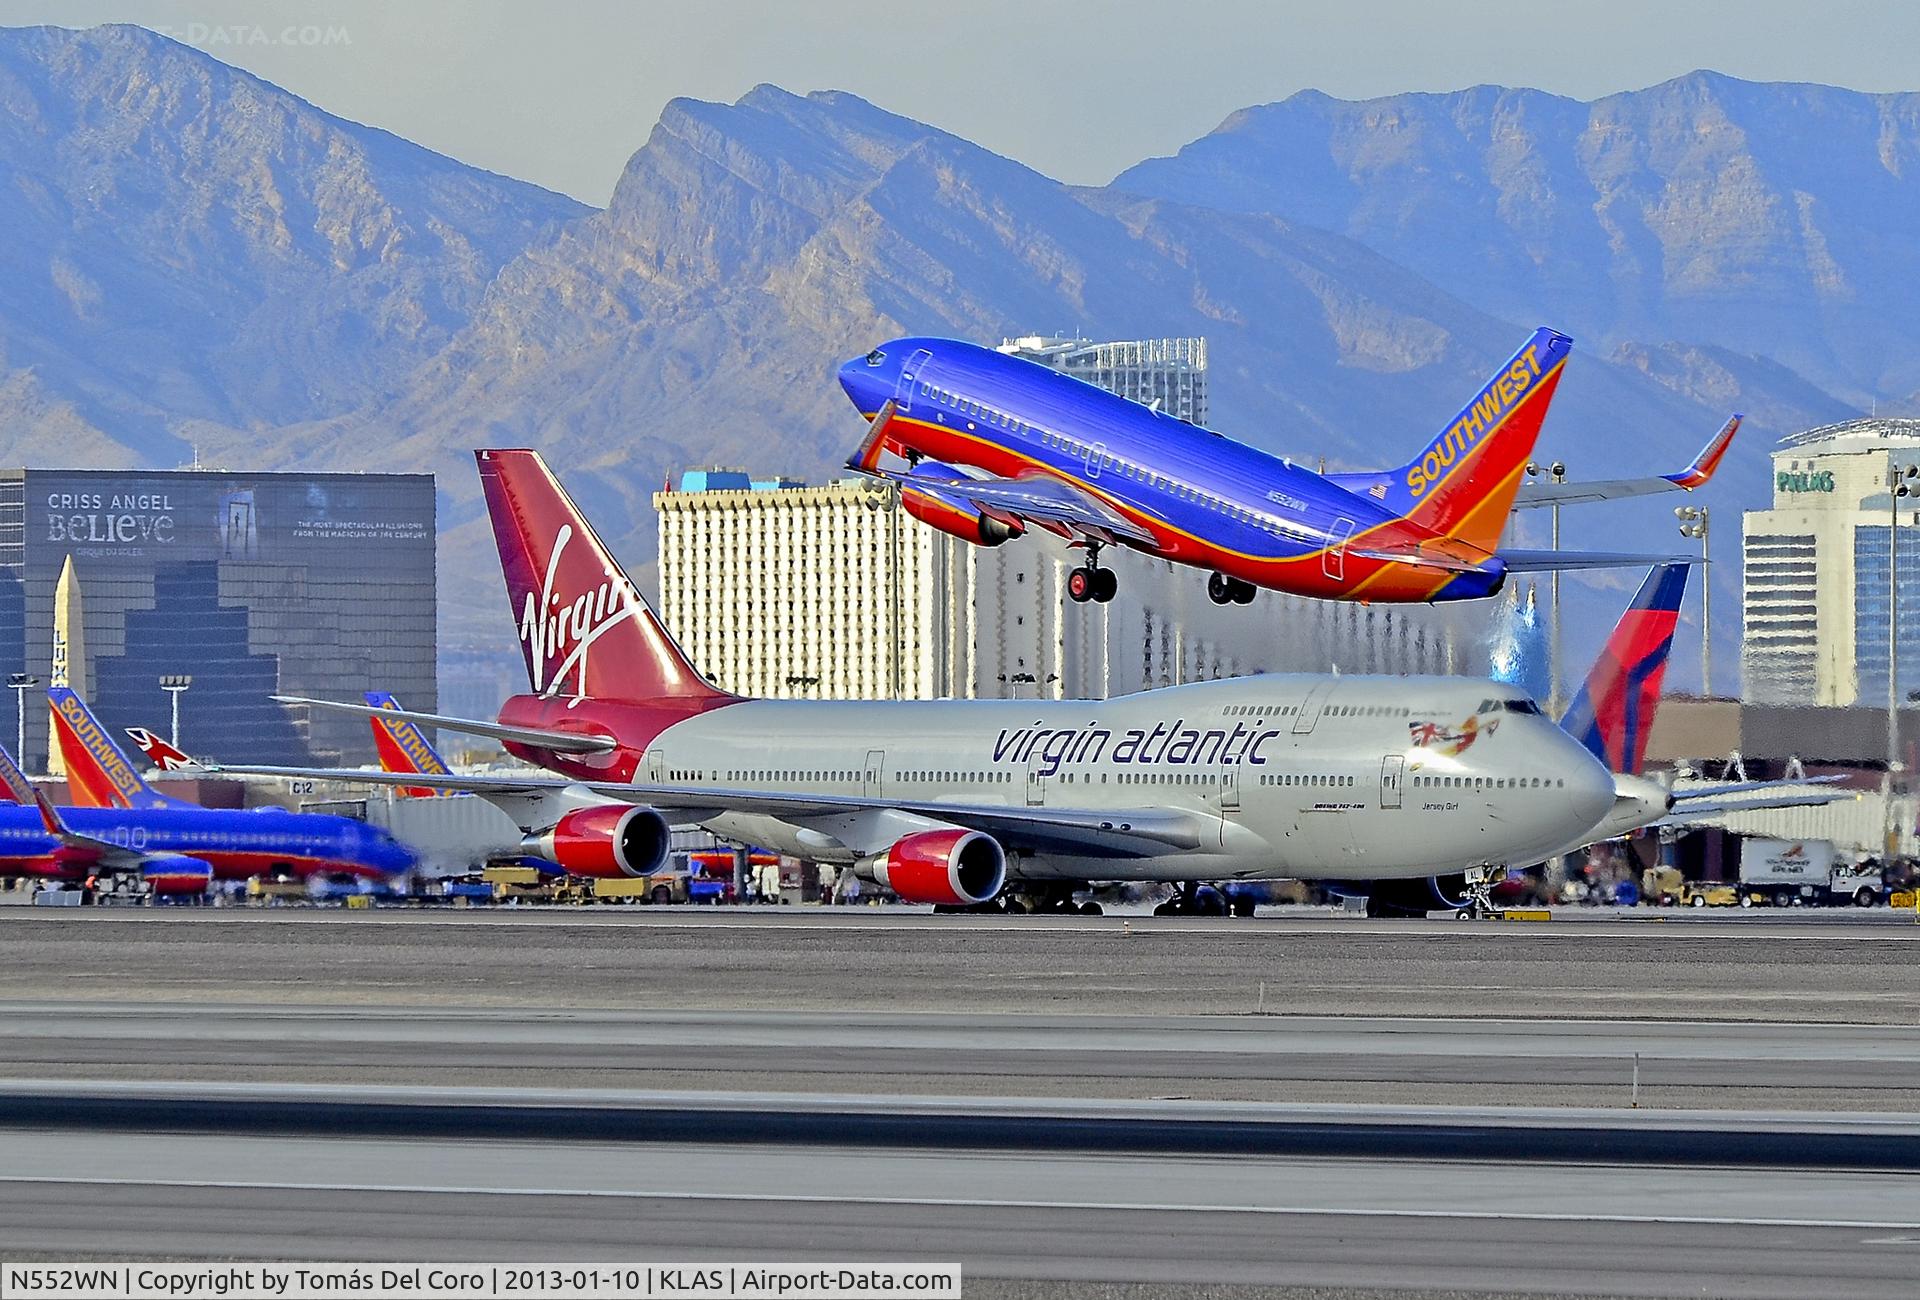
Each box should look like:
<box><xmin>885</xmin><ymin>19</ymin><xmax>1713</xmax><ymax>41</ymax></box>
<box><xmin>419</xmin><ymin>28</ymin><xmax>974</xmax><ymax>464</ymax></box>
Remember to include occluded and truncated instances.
<box><xmin>1206</xmin><ymin>572</ymin><xmax>1257</xmax><ymax>606</ymax></box>
<box><xmin>1002</xmin><ymin>882</ymin><xmax>1103</xmax><ymax>914</ymax></box>
<box><xmin>1153</xmin><ymin>882</ymin><xmax>1230</xmax><ymax>916</ymax></box>
<box><xmin>1068</xmin><ymin>544</ymin><xmax>1118</xmax><ymax>604</ymax></box>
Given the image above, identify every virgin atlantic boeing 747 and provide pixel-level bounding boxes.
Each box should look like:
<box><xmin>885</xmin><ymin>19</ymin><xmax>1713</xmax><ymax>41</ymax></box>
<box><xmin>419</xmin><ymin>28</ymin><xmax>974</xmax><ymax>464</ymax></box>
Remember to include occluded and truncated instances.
<box><xmin>220</xmin><ymin>449</ymin><xmax>1619</xmax><ymax>915</ymax></box>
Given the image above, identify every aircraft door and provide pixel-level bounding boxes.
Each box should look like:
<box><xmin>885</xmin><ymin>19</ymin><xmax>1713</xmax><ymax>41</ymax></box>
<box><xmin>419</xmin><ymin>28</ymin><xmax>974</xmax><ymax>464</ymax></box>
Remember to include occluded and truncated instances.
<box><xmin>894</xmin><ymin>350</ymin><xmax>933</xmax><ymax>414</ymax></box>
<box><xmin>1379</xmin><ymin>755</ymin><xmax>1405</xmax><ymax>809</ymax></box>
<box><xmin>1085</xmin><ymin>442</ymin><xmax>1107</xmax><ymax>480</ymax></box>
<box><xmin>1323</xmin><ymin>517</ymin><xmax>1356</xmax><ymax>581</ymax></box>
<box><xmin>645</xmin><ymin>749</ymin><xmax>664</xmax><ymax>783</ymax></box>
<box><xmin>1292</xmin><ymin>682</ymin><xmax>1334</xmax><ymax>734</ymax></box>
<box><xmin>1025</xmin><ymin>762</ymin><xmax>1046</xmax><ymax>807</ymax></box>
<box><xmin>863</xmin><ymin>749</ymin><xmax>886</xmax><ymax>798</ymax></box>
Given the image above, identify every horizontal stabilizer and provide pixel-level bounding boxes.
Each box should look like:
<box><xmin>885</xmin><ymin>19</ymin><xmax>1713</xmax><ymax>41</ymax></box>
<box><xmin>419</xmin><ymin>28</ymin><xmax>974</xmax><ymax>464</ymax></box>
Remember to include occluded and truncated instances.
<box><xmin>1515</xmin><ymin>415</ymin><xmax>1742</xmax><ymax>508</ymax></box>
<box><xmin>1498</xmin><ymin>550</ymin><xmax>1701</xmax><ymax>573</ymax></box>
<box><xmin>1669</xmin><ymin>775</ymin><xmax>1846</xmax><ymax>801</ymax></box>
<box><xmin>270</xmin><ymin>696</ymin><xmax>618</xmax><ymax>755</ymax></box>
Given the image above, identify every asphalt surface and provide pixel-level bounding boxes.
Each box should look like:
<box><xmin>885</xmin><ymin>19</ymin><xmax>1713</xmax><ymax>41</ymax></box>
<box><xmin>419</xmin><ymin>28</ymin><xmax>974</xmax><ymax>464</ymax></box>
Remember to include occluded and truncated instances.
<box><xmin>5</xmin><ymin>906</ymin><xmax>1917</xmax><ymax>1021</ymax></box>
<box><xmin>7</xmin><ymin>908</ymin><xmax>1920</xmax><ymax>1297</ymax></box>
<box><xmin>3</xmin><ymin>1130</ymin><xmax>1917</xmax><ymax>1298</ymax></box>
<box><xmin>4</xmin><ymin>1001</ymin><xmax>1918</xmax><ymax>1110</ymax></box>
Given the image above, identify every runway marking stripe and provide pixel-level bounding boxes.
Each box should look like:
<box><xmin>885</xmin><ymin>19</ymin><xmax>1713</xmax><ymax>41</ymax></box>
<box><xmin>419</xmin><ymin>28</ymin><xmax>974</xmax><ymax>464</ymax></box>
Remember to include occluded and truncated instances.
<box><xmin>3</xmin><ymin>1176</ymin><xmax>1915</xmax><ymax>1232</ymax></box>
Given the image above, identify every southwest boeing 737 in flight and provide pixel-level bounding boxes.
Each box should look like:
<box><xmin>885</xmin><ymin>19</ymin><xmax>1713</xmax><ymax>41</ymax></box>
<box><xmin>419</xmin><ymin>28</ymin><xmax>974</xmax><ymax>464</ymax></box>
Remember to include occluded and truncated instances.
<box><xmin>836</xmin><ymin>331</ymin><xmax>1739</xmax><ymax>608</ymax></box>
<box><xmin>223</xmin><ymin>448</ymin><xmax>1621</xmax><ymax>916</ymax></box>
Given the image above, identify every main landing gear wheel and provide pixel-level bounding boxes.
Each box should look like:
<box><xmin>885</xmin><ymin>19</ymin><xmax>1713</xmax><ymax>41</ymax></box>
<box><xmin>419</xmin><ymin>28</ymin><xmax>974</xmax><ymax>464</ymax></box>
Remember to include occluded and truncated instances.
<box><xmin>1068</xmin><ymin>543</ymin><xmax>1118</xmax><ymax>604</ymax></box>
<box><xmin>1206</xmin><ymin>573</ymin><xmax>1257</xmax><ymax>606</ymax></box>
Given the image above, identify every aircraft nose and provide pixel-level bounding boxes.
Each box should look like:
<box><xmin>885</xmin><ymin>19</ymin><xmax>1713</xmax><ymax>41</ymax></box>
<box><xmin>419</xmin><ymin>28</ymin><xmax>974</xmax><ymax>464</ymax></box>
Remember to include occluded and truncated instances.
<box><xmin>1565</xmin><ymin>751</ymin><xmax>1615</xmax><ymax>829</ymax></box>
<box><xmin>837</xmin><ymin>355</ymin><xmax>878</xmax><ymax>410</ymax></box>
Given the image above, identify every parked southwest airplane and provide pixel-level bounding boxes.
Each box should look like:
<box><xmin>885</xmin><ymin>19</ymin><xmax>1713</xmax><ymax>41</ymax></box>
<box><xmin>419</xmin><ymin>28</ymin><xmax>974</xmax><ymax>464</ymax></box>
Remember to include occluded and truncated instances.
<box><xmin>0</xmin><ymin>692</ymin><xmax>414</xmax><ymax>894</ymax></box>
<box><xmin>220</xmin><ymin>448</ymin><xmax>1620</xmax><ymax>916</ymax></box>
<box><xmin>836</xmin><ymin>330</ymin><xmax>1739</xmax><ymax>608</ymax></box>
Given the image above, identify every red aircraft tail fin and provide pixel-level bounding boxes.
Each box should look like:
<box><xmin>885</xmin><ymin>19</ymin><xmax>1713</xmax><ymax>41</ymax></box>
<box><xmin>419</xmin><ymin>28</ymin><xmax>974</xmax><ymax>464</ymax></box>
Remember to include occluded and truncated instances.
<box><xmin>475</xmin><ymin>449</ymin><xmax>735</xmax><ymax>705</ymax></box>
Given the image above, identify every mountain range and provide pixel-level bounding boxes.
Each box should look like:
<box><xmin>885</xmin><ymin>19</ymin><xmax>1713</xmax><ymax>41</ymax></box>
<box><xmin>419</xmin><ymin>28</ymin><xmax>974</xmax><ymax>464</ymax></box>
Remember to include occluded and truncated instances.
<box><xmin>3</xmin><ymin>24</ymin><xmax>1907</xmax><ymax>691</ymax></box>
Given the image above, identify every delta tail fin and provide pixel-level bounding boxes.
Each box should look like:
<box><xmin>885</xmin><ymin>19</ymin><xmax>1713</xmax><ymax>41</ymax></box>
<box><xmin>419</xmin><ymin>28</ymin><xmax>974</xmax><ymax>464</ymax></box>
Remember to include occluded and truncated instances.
<box><xmin>48</xmin><ymin>687</ymin><xmax>184</xmax><ymax>810</ymax></box>
<box><xmin>364</xmin><ymin>691</ymin><xmax>457</xmax><ymax>798</ymax></box>
<box><xmin>1372</xmin><ymin>328</ymin><xmax>1574</xmax><ymax>553</ymax></box>
<box><xmin>476</xmin><ymin>449</ymin><xmax>736</xmax><ymax>705</ymax></box>
<box><xmin>1558</xmin><ymin>564</ymin><xmax>1690</xmax><ymax>775</ymax></box>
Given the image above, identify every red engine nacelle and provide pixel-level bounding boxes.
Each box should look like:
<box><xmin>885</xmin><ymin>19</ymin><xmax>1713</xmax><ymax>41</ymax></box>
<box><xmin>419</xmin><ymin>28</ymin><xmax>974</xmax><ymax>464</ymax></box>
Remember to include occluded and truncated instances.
<box><xmin>872</xmin><ymin>829</ymin><xmax>1006</xmax><ymax>906</ymax></box>
<box><xmin>522</xmin><ymin>805</ymin><xmax>671</xmax><ymax>879</ymax></box>
<box><xmin>900</xmin><ymin>486</ymin><xmax>1023</xmax><ymax>547</ymax></box>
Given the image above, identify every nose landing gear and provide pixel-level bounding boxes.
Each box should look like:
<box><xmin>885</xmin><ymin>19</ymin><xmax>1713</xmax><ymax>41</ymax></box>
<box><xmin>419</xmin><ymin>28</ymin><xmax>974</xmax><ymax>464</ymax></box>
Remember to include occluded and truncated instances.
<box><xmin>1207</xmin><ymin>572</ymin><xmax>1258</xmax><ymax>605</ymax></box>
<box><xmin>1067</xmin><ymin>543</ymin><xmax>1118</xmax><ymax>604</ymax></box>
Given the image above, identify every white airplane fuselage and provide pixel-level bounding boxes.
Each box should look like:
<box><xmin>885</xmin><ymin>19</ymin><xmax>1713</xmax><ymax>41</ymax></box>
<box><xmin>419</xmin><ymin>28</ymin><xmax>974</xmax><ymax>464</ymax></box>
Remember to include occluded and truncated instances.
<box><xmin>625</xmin><ymin>674</ymin><xmax>1614</xmax><ymax>883</ymax></box>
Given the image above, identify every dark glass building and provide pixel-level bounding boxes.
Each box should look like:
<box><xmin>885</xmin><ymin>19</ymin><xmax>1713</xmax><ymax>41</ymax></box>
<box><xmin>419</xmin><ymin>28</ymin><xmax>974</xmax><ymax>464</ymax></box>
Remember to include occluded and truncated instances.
<box><xmin>0</xmin><ymin>469</ymin><xmax>434</xmax><ymax>771</ymax></box>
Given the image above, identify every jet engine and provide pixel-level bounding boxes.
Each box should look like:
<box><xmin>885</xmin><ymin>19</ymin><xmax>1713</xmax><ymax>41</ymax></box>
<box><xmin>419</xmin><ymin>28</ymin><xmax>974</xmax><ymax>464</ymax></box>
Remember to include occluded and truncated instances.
<box><xmin>870</xmin><ymin>829</ymin><xmax>1006</xmax><ymax>906</ymax></box>
<box><xmin>521</xmin><ymin>805</ymin><xmax>671</xmax><ymax>879</ymax></box>
<box><xmin>899</xmin><ymin>469</ymin><xmax>1024</xmax><ymax>547</ymax></box>
<box><xmin>140</xmin><ymin>855</ymin><xmax>214</xmax><ymax>896</ymax></box>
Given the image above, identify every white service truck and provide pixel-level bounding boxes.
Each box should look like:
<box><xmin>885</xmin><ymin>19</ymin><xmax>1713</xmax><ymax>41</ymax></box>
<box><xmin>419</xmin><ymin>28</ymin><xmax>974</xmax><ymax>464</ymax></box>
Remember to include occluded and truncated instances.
<box><xmin>1738</xmin><ymin>838</ymin><xmax>1883</xmax><ymax>907</ymax></box>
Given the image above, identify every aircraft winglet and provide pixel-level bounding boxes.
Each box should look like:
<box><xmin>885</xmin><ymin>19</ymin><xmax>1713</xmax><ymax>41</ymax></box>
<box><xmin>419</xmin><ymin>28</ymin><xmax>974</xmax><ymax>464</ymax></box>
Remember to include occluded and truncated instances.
<box><xmin>1663</xmin><ymin>414</ymin><xmax>1742</xmax><ymax>490</ymax></box>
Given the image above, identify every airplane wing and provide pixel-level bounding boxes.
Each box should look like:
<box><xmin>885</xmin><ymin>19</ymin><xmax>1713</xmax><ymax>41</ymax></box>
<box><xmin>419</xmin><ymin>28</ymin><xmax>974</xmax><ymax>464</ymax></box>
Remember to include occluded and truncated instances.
<box><xmin>1669</xmin><ymin>776</ymin><xmax>1847</xmax><ymax>801</ymax></box>
<box><xmin>1663</xmin><ymin>791</ymin><xmax>1859</xmax><ymax>821</ymax></box>
<box><xmin>854</xmin><ymin>463</ymin><xmax>1159</xmax><ymax>549</ymax></box>
<box><xmin>1497</xmin><ymin>549</ymin><xmax>1701</xmax><ymax>572</ymax></box>
<box><xmin>207</xmin><ymin>763</ymin><xmax>1210</xmax><ymax>859</ymax></box>
<box><xmin>1514</xmin><ymin>415</ymin><xmax>1741</xmax><ymax>508</ymax></box>
<box><xmin>271</xmin><ymin>696</ymin><xmax>618</xmax><ymax>754</ymax></box>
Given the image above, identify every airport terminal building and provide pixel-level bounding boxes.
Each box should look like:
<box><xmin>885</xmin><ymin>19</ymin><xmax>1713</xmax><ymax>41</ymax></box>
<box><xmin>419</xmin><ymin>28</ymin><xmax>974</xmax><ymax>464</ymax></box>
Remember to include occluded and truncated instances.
<box><xmin>1742</xmin><ymin>418</ymin><xmax>1920</xmax><ymax>707</ymax></box>
<box><xmin>0</xmin><ymin>467</ymin><xmax>435</xmax><ymax>771</ymax></box>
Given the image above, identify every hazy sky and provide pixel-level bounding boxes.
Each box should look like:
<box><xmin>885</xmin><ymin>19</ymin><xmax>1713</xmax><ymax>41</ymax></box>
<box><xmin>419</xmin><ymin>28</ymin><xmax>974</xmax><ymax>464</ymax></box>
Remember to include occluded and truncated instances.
<box><xmin>6</xmin><ymin>0</ymin><xmax>1919</xmax><ymax>204</ymax></box>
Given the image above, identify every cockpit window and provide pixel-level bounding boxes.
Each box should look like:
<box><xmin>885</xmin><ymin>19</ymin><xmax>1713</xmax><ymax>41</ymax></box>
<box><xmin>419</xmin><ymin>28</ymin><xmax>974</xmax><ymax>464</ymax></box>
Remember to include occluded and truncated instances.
<box><xmin>1501</xmin><ymin>698</ymin><xmax>1543</xmax><ymax>715</ymax></box>
<box><xmin>865</xmin><ymin>349</ymin><xmax>886</xmax><ymax>366</ymax></box>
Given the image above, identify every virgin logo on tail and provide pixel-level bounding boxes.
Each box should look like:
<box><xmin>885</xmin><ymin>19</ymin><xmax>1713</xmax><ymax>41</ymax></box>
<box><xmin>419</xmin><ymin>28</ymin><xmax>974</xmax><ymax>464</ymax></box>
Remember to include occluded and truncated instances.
<box><xmin>519</xmin><ymin>524</ymin><xmax>644</xmax><ymax>696</ymax></box>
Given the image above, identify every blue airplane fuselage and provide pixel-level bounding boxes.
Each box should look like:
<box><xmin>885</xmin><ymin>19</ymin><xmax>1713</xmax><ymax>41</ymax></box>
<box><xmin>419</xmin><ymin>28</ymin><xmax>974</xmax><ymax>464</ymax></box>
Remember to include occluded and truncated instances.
<box><xmin>0</xmin><ymin>802</ymin><xmax>415</xmax><ymax>882</ymax></box>
<box><xmin>838</xmin><ymin>334</ymin><xmax>1569</xmax><ymax>603</ymax></box>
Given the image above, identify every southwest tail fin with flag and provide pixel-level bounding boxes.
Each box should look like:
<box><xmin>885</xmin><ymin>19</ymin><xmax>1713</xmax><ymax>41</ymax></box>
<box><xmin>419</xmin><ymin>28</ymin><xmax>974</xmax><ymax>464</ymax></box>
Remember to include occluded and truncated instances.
<box><xmin>48</xmin><ymin>687</ymin><xmax>186</xmax><ymax>810</ymax></box>
<box><xmin>1558</xmin><ymin>565</ymin><xmax>1690</xmax><ymax>775</ymax></box>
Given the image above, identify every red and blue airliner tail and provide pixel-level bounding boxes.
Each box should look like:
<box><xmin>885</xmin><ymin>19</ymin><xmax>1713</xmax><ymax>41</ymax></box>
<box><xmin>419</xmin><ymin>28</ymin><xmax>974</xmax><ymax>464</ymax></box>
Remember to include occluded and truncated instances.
<box><xmin>365</xmin><ymin>691</ymin><xmax>457</xmax><ymax>798</ymax></box>
<box><xmin>48</xmin><ymin>687</ymin><xmax>185</xmax><ymax>810</ymax></box>
<box><xmin>1558</xmin><ymin>564</ymin><xmax>1691</xmax><ymax>775</ymax></box>
<box><xmin>0</xmin><ymin>737</ymin><xmax>34</xmax><ymax>805</ymax></box>
<box><xmin>1380</xmin><ymin>328</ymin><xmax>1573</xmax><ymax>554</ymax></box>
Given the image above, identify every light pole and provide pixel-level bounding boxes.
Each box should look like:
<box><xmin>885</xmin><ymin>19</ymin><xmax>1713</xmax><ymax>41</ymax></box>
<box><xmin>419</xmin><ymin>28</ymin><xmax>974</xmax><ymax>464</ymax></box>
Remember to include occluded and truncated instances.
<box><xmin>7</xmin><ymin>673</ymin><xmax>38</xmax><ymax>768</ymax></box>
<box><xmin>863</xmin><ymin>483</ymin><xmax>904</xmax><ymax>700</ymax></box>
<box><xmin>1886</xmin><ymin>458</ymin><xmax>1917</xmax><ymax>860</ymax></box>
<box><xmin>1526</xmin><ymin>460</ymin><xmax>1568</xmax><ymax>714</ymax></box>
<box><xmin>160</xmin><ymin>674</ymin><xmax>193</xmax><ymax>749</ymax></box>
<box><xmin>1676</xmin><ymin>505</ymin><xmax>1710</xmax><ymax>694</ymax></box>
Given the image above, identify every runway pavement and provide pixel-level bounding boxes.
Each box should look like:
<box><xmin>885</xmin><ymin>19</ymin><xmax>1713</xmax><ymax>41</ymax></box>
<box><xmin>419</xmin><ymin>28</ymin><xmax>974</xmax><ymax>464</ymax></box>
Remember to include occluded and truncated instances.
<box><xmin>5</xmin><ymin>905</ymin><xmax>1917</xmax><ymax>1021</ymax></box>
<box><xmin>3</xmin><ymin>1128</ymin><xmax>1917</xmax><ymax>1298</ymax></box>
<box><xmin>6</xmin><ymin>908</ymin><xmax>1920</xmax><ymax>1296</ymax></box>
<box><xmin>4</xmin><ymin>1001</ymin><xmax>1918</xmax><ymax>1109</ymax></box>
